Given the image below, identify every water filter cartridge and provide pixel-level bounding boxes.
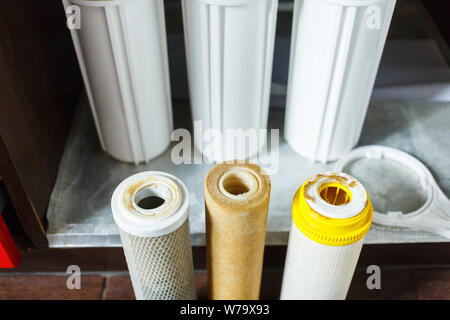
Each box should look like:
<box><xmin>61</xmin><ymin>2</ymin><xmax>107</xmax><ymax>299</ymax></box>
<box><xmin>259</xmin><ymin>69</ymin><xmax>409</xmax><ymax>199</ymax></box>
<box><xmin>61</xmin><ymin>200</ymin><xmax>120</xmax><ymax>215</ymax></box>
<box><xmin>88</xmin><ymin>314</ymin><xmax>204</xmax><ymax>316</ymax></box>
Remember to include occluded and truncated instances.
<box><xmin>284</xmin><ymin>0</ymin><xmax>396</xmax><ymax>162</ymax></box>
<box><xmin>204</xmin><ymin>162</ymin><xmax>271</xmax><ymax>299</ymax></box>
<box><xmin>182</xmin><ymin>0</ymin><xmax>278</xmax><ymax>162</ymax></box>
<box><xmin>63</xmin><ymin>0</ymin><xmax>173</xmax><ymax>163</ymax></box>
<box><xmin>280</xmin><ymin>172</ymin><xmax>373</xmax><ymax>300</ymax></box>
<box><xmin>111</xmin><ymin>172</ymin><xmax>196</xmax><ymax>300</ymax></box>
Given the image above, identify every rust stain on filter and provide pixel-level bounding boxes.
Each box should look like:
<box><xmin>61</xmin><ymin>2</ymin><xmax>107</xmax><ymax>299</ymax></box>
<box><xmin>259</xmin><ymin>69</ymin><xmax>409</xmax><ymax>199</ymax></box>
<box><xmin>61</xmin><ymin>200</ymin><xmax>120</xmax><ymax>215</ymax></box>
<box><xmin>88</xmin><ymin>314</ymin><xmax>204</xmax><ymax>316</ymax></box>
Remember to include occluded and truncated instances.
<box><xmin>204</xmin><ymin>162</ymin><xmax>271</xmax><ymax>300</ymax></box>
<box><xmin>122</xmin><ymin>176</ymin><xmax>180</xmax><ymax>216</ymax></box>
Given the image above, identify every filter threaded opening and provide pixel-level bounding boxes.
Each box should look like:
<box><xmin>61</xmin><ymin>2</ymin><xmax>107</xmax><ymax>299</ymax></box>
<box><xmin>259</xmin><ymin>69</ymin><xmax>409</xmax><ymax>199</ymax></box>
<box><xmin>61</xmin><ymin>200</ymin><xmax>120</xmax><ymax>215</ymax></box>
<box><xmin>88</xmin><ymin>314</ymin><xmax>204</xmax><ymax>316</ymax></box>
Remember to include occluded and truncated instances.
<box><xmin>319</xmin><ymin>184</ymin><xmax>351</xmax><ymax>206</ymax></box>
<box><xmin>219</xmin><ymin>168</ymin><xmax>260</xmax><ymax>200</ymax></box>
<box><xmin>136</xmin><ymin>195</ymin><xmax>165</xmax><ymax>210</ymax></box>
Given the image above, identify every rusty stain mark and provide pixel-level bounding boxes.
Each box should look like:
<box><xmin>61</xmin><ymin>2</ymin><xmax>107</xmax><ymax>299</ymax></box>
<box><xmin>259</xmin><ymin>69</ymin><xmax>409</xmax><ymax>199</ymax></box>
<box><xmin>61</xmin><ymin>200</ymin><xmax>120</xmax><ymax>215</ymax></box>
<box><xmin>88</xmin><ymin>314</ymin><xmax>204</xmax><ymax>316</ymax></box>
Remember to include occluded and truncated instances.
<box><xmin>303</xmin><ymin>190</ymin><xmax>315</xmax><ymax>202</ymax></box>
<box><xmin>325</xmin><ymin>174</ymin><xmax>349</xmax><ymax>184</ymax></box>
<box><xmin>302</xmin><ymin>174</ymin><xmax>325</xmax><ymax>202</ymax></box>
<box><xmin>303</xmin><ymin>173</ymin><xmax>355</xmax><ymax>203</ymax></box>
<box><xmin>122</xmin><ymin>176</ymin><xmax>181</xmax><ymax>217</ymax></box>
<box><xmin>122</xmin><ymin>177</ymin><xmax>157</xmax><ymax>211</ymax></box>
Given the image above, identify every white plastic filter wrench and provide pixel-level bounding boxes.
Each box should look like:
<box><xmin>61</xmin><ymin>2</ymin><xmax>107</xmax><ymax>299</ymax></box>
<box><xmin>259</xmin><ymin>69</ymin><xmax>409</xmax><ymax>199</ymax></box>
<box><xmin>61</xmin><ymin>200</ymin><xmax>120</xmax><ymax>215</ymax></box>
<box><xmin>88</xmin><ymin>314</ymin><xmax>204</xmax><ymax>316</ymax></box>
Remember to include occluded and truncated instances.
<box><xmin>182</xmin><ymin>0</ymin><xmax>278</xmax><ymax>162</ymax></box>
<box><xmin>335</xmin><ymin>146</ymin><xmax>450</xmax><ymax>239</ymax></box>
<box><xmin>111</xmin><ymin>172</ymin><xmax>196</xmax><ymax>300</ymax></box>
<box><xmin>284</xmin><ymin>0</ymin><xmax>396</xmax><ymax>163</ymax></box>
<box><xmin>64</xmin><ymin>0</ymin><xmax>173</xmax><ymax>164</ymax></box>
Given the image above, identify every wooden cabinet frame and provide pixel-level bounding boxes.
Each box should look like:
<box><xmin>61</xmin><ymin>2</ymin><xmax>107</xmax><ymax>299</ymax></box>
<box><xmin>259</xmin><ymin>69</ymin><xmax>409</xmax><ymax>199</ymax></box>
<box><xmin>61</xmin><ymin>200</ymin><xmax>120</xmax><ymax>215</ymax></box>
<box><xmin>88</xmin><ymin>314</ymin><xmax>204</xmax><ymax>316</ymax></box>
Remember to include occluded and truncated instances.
<box><xmin>0</xmin><ymin>1</ymin><xmax>81</xmax><ymax>247</ymax></box>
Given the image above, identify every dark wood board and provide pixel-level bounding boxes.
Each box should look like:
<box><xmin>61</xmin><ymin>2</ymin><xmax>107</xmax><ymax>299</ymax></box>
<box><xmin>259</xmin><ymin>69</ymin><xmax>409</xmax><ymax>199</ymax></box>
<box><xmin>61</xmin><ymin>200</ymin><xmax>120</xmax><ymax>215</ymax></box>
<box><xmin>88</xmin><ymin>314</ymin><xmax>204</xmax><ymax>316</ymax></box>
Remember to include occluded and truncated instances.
<box><xmin>0</xmin><ymin>1</ymin><xmax>82</xmax><ymax>247</ymax></box>
<box><xmin>422</xmin><ymin>0</ymin><xmax>450</xmax><ymax>48</ymax></box>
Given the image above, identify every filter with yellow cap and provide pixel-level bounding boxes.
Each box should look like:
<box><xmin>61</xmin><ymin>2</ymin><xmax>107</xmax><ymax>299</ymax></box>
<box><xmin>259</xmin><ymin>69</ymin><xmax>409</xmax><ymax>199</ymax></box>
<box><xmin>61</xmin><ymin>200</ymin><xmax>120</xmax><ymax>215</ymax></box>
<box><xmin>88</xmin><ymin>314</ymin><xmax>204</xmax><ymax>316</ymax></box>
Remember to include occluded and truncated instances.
<box><xmin>280</xmin><ymin>172</ymin><xmax>373</xmax><ymax>300</ymax></box>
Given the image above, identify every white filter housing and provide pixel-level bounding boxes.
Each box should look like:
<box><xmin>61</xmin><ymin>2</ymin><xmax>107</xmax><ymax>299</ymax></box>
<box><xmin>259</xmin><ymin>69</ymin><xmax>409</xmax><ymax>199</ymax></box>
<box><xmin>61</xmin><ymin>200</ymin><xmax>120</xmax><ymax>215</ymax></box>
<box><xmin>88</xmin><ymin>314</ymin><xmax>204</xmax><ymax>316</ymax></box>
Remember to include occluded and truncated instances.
<box><xmin>111</xmin><ymin>172</ymin><xmax>196</xmax><ymax>300</ymax></box>
<box><xmin>64</xmin><ymin>0</ymin><xmax>173</xmax><ymax>163</ymax></box>
<box><xmin>284</xmin><ymin>0</ymin><xmax>396</xmax><ymax>162</ymax></box>
<box><xmin>182</xmin><ymin>0</ymin><xmax>278</xmax><ymax>162</ymax></box>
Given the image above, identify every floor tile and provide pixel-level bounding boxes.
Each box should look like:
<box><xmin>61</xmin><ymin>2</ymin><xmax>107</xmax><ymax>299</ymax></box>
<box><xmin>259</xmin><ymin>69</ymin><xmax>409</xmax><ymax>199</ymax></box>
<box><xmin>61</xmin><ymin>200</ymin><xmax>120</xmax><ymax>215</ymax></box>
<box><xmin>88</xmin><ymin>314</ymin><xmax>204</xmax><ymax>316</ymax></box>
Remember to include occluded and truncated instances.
<box><xmin>0</xmin><ymin>275</ymin><xmax>104</xmax><ymax>300</ymax></box>
<box><xmin>414</xmin><ymin>268</ymin><xmax>450</xmax><ymax>300</ymax></box>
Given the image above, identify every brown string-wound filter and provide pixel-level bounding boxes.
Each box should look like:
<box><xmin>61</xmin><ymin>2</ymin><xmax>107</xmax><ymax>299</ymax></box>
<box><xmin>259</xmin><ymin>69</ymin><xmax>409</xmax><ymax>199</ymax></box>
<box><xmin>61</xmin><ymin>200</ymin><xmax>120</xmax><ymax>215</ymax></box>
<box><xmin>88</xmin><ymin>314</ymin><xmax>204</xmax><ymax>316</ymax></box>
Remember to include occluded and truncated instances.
<box><xmin>205</xmin><ymin>162</ymin><xmax>271</xmax><ymax>300</ymax></box>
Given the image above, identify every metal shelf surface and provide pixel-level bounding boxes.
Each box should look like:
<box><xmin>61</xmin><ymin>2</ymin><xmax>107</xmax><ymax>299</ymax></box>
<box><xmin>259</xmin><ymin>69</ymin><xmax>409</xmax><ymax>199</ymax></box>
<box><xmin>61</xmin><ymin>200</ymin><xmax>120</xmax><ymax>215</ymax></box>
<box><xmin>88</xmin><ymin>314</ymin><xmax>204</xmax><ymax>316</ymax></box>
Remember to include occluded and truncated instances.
<box><xmin>46</xmin><ymin>96</ymin><xmax>450</xmax><ymax>247</ymax></box>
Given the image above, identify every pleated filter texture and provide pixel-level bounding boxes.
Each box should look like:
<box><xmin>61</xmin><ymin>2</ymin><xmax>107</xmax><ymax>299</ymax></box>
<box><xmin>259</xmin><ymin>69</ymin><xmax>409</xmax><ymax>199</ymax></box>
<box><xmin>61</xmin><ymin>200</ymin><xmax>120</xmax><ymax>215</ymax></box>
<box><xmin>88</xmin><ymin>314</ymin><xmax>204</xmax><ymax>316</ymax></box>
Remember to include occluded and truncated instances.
<box><xmin>281</xmin><ymin>224</ymin><xmax>364</xmax><ymax>299</ymax></box>
<box><xmin>119</xmin><ymin>220</ymin><xmax>196</xmax><ymax>300</ymax></box>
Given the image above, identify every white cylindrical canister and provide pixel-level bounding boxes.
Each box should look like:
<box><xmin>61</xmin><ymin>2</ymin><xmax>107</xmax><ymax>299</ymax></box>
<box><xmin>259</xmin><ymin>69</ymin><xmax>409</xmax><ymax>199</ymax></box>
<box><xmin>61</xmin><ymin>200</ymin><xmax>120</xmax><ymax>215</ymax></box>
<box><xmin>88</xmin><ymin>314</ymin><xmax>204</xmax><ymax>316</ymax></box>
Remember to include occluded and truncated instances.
<box><xmin>182</xmin><ymin>0</ymin><xmax>278</xmax><ymax>162</ymax></box>
<box><xmin>280</xmin><ymin>172</ymin><xmax>373</xmax><ymax>300</ymax></box>
<box><xmin>111</xmin><ymin>172</ymin><xmax>196</xmax><ymax>300</ymax></box>
<box><xmin>63</xmin><ymin>0</ymin><xmax>173</xmax><ymax>164</ymax></box>
<box><xmin>284</xmin><ymin>0</ymin><xmax>396</xmax><ymax>162</ymax></box>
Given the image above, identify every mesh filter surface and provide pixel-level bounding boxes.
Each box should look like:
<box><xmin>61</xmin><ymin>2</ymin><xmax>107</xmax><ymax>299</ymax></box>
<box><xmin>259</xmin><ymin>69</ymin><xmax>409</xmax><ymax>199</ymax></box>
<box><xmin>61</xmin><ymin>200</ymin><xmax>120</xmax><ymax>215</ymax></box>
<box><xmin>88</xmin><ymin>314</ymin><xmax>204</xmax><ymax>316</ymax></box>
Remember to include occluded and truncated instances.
<box><xmin>119</xmin><ymin>219</ymin><xmax>196</xmax><ymax>300</ymax></box>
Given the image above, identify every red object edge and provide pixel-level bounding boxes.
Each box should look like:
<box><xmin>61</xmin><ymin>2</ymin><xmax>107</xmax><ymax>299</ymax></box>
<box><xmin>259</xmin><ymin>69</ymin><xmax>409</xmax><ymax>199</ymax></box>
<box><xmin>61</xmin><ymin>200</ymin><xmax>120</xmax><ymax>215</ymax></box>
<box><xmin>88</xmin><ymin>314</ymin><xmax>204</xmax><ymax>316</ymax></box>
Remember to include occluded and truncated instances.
<box><xmin>0</xmin><ymin>213</ymin><xmax>21</xmax><ymax>268</ymax></box>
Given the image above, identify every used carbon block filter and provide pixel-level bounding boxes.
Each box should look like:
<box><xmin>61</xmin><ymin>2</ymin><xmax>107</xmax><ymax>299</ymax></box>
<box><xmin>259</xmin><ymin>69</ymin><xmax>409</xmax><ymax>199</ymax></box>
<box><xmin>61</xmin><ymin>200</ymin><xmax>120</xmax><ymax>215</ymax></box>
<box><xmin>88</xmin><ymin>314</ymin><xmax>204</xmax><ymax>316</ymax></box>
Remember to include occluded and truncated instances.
<box><xmin>63</xmin><ymin>0</ymin><xmax>173</xmax><ymax>163</ymax></box>
<box><xmin>111</xmin><ymin>172</ymin><xmax>196</xmax><ymax>300</ymax></box>
<box><xmin>182</xmin><ymin>0</ymin><xmax>278</xmax><ymax>162</ymax></box>
<box><xmin>205</xmin><ymin>162</ymin><xmax>271</xmax><ymax>299</ymax></box>
<box><xmin>284</xmin><ymin>0</ymin><xmax>396</xmax><ymax>162</ymax></box>
<box><xmin>280</xmin><ymin>172</ymin><xmax>373</xmax><ymax>300</ymax></box>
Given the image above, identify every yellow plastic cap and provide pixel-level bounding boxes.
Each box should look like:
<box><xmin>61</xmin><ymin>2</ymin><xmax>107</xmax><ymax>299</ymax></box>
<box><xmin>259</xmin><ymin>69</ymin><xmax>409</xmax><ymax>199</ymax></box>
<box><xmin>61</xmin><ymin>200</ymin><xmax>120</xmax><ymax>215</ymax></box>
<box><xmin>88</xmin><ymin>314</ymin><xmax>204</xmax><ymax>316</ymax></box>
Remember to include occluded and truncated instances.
<box><xmin>292</xmin><ymin>172</ymin><xmax>373</xmax><ymax>246</ymax></box>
